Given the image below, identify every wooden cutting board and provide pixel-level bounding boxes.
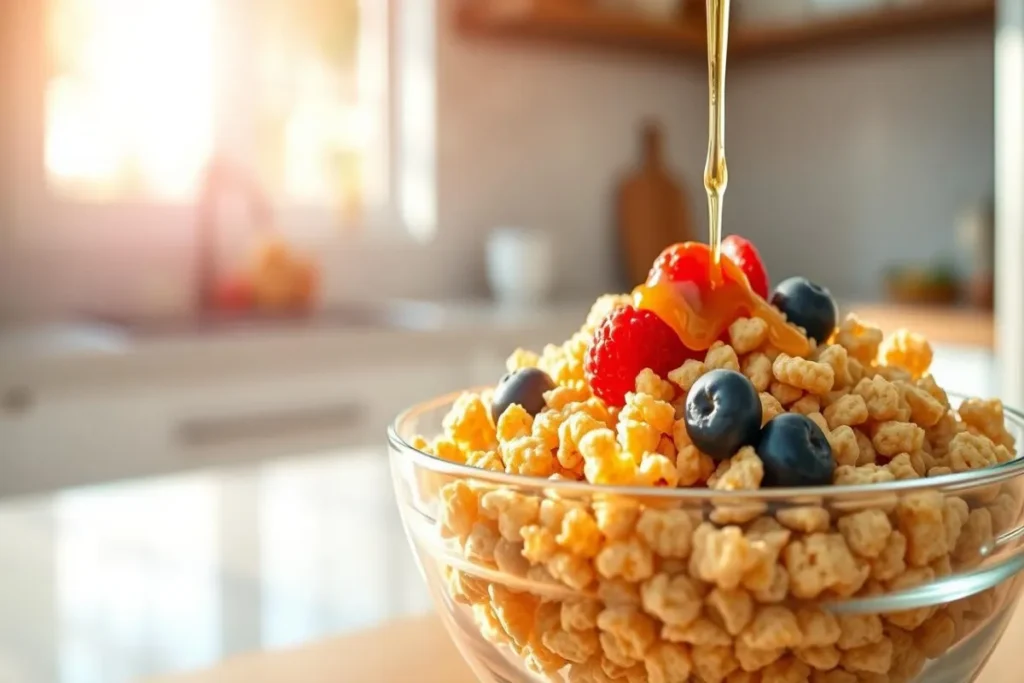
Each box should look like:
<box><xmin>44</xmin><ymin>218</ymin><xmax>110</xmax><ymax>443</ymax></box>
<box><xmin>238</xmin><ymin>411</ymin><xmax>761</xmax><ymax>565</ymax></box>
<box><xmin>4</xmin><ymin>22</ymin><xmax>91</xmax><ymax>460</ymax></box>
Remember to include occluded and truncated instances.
<box><xmin>617</xmin><ymin>121</ymin><xmax>696</xmax><ymax>288</ymax></box>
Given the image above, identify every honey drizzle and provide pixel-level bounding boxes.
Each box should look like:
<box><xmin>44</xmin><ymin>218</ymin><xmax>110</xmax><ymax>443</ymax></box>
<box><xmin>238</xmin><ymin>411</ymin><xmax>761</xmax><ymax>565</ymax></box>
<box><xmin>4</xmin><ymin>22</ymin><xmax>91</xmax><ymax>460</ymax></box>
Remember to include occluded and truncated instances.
<box><xmin>704</xmin><ymin>0</ymin><xmax>730</xmax><ymax>270</ymax></box>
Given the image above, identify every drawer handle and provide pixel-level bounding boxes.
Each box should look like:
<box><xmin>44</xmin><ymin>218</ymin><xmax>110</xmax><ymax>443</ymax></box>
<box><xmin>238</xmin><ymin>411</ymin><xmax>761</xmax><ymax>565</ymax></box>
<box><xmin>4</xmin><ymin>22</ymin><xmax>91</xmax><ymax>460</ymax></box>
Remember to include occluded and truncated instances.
<box><xmin>177</xmin><ymin>402</ymin><xmax>366</xmax><ymax>449</ymax></box>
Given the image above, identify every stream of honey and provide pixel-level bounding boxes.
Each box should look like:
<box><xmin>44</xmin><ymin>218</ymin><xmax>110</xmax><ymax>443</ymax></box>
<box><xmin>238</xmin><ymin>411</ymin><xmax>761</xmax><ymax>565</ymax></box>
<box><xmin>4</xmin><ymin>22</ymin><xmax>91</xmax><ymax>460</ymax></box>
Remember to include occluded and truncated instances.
<box><xmin>632</xmin><ymin>0</ymin><xmax>811</xmax><ymax>358</ymax></box>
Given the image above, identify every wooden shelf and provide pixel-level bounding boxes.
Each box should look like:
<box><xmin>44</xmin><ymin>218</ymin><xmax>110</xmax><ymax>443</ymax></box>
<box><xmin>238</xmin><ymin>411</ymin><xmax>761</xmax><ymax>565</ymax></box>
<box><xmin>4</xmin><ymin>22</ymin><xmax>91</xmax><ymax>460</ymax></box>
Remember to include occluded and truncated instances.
<box><xmin>457</xmin><ymin>0</ymin><xmax>995</xmax><ymax>62</ymax></box>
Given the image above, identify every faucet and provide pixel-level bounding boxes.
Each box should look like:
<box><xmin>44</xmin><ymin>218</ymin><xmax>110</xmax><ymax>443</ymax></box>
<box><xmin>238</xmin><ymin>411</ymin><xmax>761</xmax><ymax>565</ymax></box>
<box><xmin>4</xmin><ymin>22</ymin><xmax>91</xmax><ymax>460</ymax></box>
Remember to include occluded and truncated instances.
<box><xmin>194</xmin><ymin>156</ymin><xmax>275</xmax><ymax>314</ymax></box>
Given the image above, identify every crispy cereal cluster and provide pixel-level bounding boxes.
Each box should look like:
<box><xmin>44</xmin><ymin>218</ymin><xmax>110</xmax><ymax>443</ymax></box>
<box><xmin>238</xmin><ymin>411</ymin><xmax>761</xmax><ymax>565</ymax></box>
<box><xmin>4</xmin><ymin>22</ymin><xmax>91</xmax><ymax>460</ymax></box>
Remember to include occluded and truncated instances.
<box><xmin>413</xmin><ymin>297</ymin><xmax>1022</xmax><ymax>683</ymax></box>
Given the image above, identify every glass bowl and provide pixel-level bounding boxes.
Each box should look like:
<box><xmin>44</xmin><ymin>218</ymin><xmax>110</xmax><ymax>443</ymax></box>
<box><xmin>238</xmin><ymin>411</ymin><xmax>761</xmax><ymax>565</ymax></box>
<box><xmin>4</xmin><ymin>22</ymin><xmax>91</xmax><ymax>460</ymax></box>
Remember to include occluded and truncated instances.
<box><xmin>389</xmin><ymin>391</ymin><xmax>1024</xmax><ymax>683</ymax></box>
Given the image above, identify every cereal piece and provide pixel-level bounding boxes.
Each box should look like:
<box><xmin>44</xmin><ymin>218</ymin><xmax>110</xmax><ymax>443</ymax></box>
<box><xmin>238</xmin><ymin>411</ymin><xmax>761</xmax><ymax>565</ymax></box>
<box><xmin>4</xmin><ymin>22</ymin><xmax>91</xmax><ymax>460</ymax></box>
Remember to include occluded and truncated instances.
<box><xmin>558</xmin><ymin>412</ymin><xmax>605</xmax><ymax>470</ymax></box>
<box><xmin>439</xmin><ymin>480</ymin><xmax>480</xmax><ymax>540</ymax></box>
<box><xmin>557</xmin><ymin>507</ymin><xmax>603</xmax><ymax>558</ymax></box>
<box><xmin>539</xmin><ymin>498</ymin><xmax>578</xmax><ymax>531</ymax></box>
<box><xmin>473</xmin><ymin>602</ymin><xmax>510</xmax><ymax>645</ymax></box>
<box><xmin>655</xmin><ymin>434</ymin><xmax>677</xmax><ymax>461</ymax></box>
<box><xmin>880</xmin><ymin>329</ymin><xmax>933</xmax><ymax>378</ymax></box>
<box><xmin>725</xmin><ymin>672</ymin><xmax>758</xmax><ymax>683</ymax></box>
<box><xmin>481</xmin><ymin>489</ymin><xmax>540</xmax><ymax>542</ymax></box>
<box><xmin>830</xmin><ymin>426</ymin><xmax>860</xmax><ymax>467</ymax></box>
<box><xmin>595</xmin><ymin>536</ymin><xmax>654</xmax><ymax>582</ymax></box>
<box><xmin>722</xmin><ymin>316</ymin><xmax>766</xmax><ymax>352</ymax></box>
<box><xmin>705</xmin><ymin>342</ymin><xmax>741</xmax><ymax>372</ymax></box>
<box><xmin>988</xmin><ymin>492</ymin><xmax>1019</xmax><ymax>533</ymax></box>
<box><xmin>489</xmin><ymin>584</ymin><xmax>539</xmax><ymax>648</ymax></box>
<box><xmin>886</xmin><ymin>453</ymin><xmax>920</xmax><ymax>481</ymax></box>
<box><xmin>669</xmin><ymin>360</ymin><xmax>708</xmax><ymax>393</ymax></box>
<box><xmin>465</xmin><ymin>450</ymin><xmax>504</xmax><ymax>472</ymax></box>
<box><xmin>443</xmin><ymin>392</ymin><xmax>498</xmax><ymax>451</ymax></box>
<box><xmin>596</xmin><ymin>606</ymin><xmax>657</xmax><ymax>666</ymax></box>
<box><xmin>636</xmin><ymin>508</ymin><xmax>693</xmax><ymax>558</ymax></box>
<box><xmin>742</xmin><ymin>353</ymin><xmax>774</xmax><ymax>393</ymax></box>
<box><xmin>502</xmin><ymin>436</ymin><xmax>556</xmax><ymax>477</ymax></box>
<box><xmin>707</xmin><ymin>587</ymin><xmax>755</xmax><ymax>636</ymax></box>
<box><xmin>710</xmin><ymin>447</ymin><xmax>764</xmax><ymax>491</ymax></box>
<box><xmin>784</xmin><ymin>533</ymin><xmax>867</xmax><ymax>600</ymax></box>
<box><xmin>797</xmin><ymin>607</ymin><xmax>841</xmax><ymax>647</ymax></box>
<box><xmin>954</xmin><ymin>507</ymin><xmax>994</xmax><ymax>563</ymax></box>
<box><xmin>617</xmin><ymin>419</ymin><xmax>661</xmax><ymax>461</ymax></box>
<box><xmin>532</xmin><ymin>409</ymin><xmax>568</xmax><ymax>451</ymax></box>
<box><xmin>641</xmin><ymin>573</ymin><xmax>703</xmax><ymax>628</ymax></box>
<box><xmin>824</xmin><ymin>394</ymin><xmax>869</xmax><ymax>430</ymax></box>
<box><xmin>581</xmin><ymin>429</ymin><xmax>637</xmax><ymax>485</ymax></box>
<box><xmin>751</xmin><ymin>565</ymin><xmax>789</xmax><ymax>604</ymax></box>
<box><xmin>777</xmin><ymin>506</ymin><xmax>831</xmax><ymax>534</ymax></box>
<box><xmin>691</xmin><ymin>525</ymin><xmax>758</xmax><ymax>590</ymax></box>
<box><xmin>622</xmin><ymin>391</ymin><xmax>677</xmax><ymax>434</ymax></box>
<box><xmin>931</xmin><ymin>554</ymin><xmax>953</xmax><ymax>578</ymax></box>
<box><xmin>548</xmin><ymin>551</ymin><xmax>595</xmax><ymax>589</ymax></box>
<box><xmin>854</xmin><ymin>429</ymin><xmax>877</xmax><ymax>466</ymax></box>
<box><xmin>926</xmin><ymin>410</ymin><xmax>963</xmax><ymax>458</ymax></box>
<box><xmin>852</xmin><ymin>376</ymin><xmax>902</xmax><ymax>422</ymax></box>
<box><xmin>915</xmin><ymin>612</ymin><xmax>956</xmax><ymax>659</ymax></box>
<box><xmin>506</xmin><ymin>347</ymin><xmax>540</xmax><ymax>372</ymax></box>
<box><xmin>493</xmin><ymin>539</ymin><xmax>530</xmax><ymax>576</ymax></box>
<box><xmin>734</xmin><ymin>640</ymin><xmax>784</xmax><ymax>672</ymax></box>
<box><xmin>817</xmin><ymin>344</ymin><xmax>852</xmax><ymax>388</ymax></box>
<box><xmin>770</xmin><ymin>380</ymin><xmax>805</xmax><ymax>406</ymax></box>
<box><xmin>795</xmin><ymin>646</ymin><xmax>841</xmax><ymax>671</ymax></box>
<box><xmin>593</xmin><ymin>497</ymin><xmax>640</xmax><ymax>540</ymax></box>
<box><xmin>833</xmin><ymin>464</ymin><xmax>895</xmax><ymax>486</ymax></box>
<box><xmin>446</xmin><ymin>567</ymin><xmax>489</xmax><ymax>605</ymax></box>
<box><xmin>761</xmin><ymin>656</ymin><xmax>812</xmax><ymax>683</ymax></box>
<box><xmin>943</xmin><ymin>496</ymin><xmax>970</xmax><ymax>551</ymax></box>
<box><xmin>544</xmin><ymin>385</ymin><xmax>591</xmax><ymax>411</ymax></box>
<box><xmin>543</xmin><ymin>626</ymin><xmax>600</xmax><ymax>664</ymax></box>
<box><xmin>496</xmin><ymin>404</ymin><xmax>534</xmax><ymax>442</ymax></box>
<box><xmin>948</xmin><ymin>431</ymin><xmax>1006</xmax><ymax>472</ymax></box>
<box><xmin>895</xmin><ymin>491</ymin><xmax>948</xmax><ymax>566</ymax></box>
<box><xmin>523</xmin><ymin>639</ymin><xmax>568</xmax><ymax>676</ymax></box>
<box><xmin>691</xmin><ymin>645</ymin><xmax>739</xmax><ymax>683</ymax></box>
<box><xmin>870</xmin><ymin>421</ymin><xmax>925</xmax><ymax>458</ymax></box>
<box><xmin>563</xmin><ymin>600</ymin><xmax>603</xmax><ymax>632</ymax></box>
<box><xmin>635</xmin><ymin>368</ymin><xmax>676</xmax><ymax>402</ymax></box>
<box><xmin>636</xmin><ymin>453</ymin><xmax>680</xmax><ymax>488</ymax></box>
<box><xmin>839</xmin><ymin>638</ymin><xmax>892</xmax><ymax>675</ymax></box>
<box><xmin>598</xmin><ymin>578</ymin><xmax>641</xmax><ymax>607</ymax></box>
<box><xmin>760</xmin><ymin>392</ymin><xmax>786</xmax><ymax>425</ymax></box>
<box><xmin>837</xmin><ymin>509</ymin><xmax>892</xmax><ymax>559</ymax></box>
<box><xmin>811</xmin><ymin>672</ymin><xmax>857</xmax><ymax>683</ymax></box>
<box><xmin>522</xmin><ymin>525</ymin><xmax>558</xmax><ymax>564</ymax></box>
<box><xmin>835</xmin><ymin>314</ymin><xmax>884</xmax><ymax>364</ymax></box>
<box><xmin>676</xmin><ymin>444</ymin><xmax>717</xmax><ymax>487</ymax></box>
<box><xmin>869</xmin><ymin>530</ymin><xmax>907</xmax><ymax>581</ymax></box>
<box><xmin>662</xmin><ymin>616</ymin><xmax>732</xmax><ymax>647</ymax></box>
<box><xmin>900</xmin><ymin>383</ymin><xmax>945</xmax><ymax>427</ymax></box>
<box><xmin>806</xmin><ymin>411</ymin><xmax>830</xmax><ymax>436</ymax></box>
<box><xmin>464</xmin><ymin>523</ymin><xmax>499</xmax><ymax>565</ymax></box>
<box><xmin>428</xmin><ymin>436</ymin><xmax>465</xmax><ymax>463</ymax></box>
<box><xmin>740</xmin><ymin>606</ymin><xmax>803</xmax><ymax>650</ymax></box>
<box><xmin>644</xmin><ymin>642</ymin><xmax>693</xmax><ymax>683</ymax></box>
<box><xmin>836</xmin><ymin>614</ymin><xmax>883</xmax><ymax>650</ymax></box>
<box><xmin>790</xmin><ymin>395</ymin><xmax>822</xmax><ymax>415</ymax></box>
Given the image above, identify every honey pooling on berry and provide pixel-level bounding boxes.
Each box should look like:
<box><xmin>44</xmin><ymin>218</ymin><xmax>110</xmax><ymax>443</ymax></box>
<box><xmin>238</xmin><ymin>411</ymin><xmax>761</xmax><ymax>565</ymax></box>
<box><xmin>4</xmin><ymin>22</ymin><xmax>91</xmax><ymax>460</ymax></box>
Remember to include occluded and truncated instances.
<box><xmin>634</xmin><ymin>243</ymin><xmax>810</xmax><ymax>357</ymax></box>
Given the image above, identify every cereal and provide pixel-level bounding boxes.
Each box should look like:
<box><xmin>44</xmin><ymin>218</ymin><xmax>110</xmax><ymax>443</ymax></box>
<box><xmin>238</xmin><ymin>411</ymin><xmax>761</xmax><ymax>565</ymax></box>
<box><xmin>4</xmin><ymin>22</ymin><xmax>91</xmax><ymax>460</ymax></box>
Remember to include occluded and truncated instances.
<box><xmin>413</xmin><ymin>289</ymin><xmax>1020</xmax><ymax>682</ymax></box>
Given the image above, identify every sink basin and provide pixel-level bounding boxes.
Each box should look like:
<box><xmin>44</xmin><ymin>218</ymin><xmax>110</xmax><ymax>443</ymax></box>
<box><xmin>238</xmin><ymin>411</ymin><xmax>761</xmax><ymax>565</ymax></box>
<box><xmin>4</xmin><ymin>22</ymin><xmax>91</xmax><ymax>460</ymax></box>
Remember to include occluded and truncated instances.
<box><xmin>83</xmin><ymin>300</ymin><xmax>448</xmax><ymax>339</ymax></box>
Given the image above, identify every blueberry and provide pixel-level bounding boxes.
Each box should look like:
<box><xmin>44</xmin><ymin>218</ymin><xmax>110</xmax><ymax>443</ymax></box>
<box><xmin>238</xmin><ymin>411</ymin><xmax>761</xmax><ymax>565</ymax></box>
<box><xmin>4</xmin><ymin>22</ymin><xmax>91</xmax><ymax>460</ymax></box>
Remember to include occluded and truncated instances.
<box><xmin>492</xmin><ymin>368</ymin><xmax>556</xmax><ymax>423</ymax></box>
<box><xmin>758</xmin><ymin>413</ymin><xmax>834</xmax><ymax>487</ymax></box>
<box><xmin>684</xmin><ymin>369</ymin><xmax>762</xmax><ymax>461</ymax></box>
<box><xmin>770</xmin><ymin>277</ymin><xmax>838</xmax><ymax>344</ymax></box>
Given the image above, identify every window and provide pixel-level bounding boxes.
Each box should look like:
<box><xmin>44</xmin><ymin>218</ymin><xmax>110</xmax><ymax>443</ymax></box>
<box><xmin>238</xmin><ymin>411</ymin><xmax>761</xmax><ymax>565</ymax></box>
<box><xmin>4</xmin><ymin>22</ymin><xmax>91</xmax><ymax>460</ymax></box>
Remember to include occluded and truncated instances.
<box><xmin>43</xmin><ymin>0</ymin><xmax>391</xmax><ymax>226</ymax></box>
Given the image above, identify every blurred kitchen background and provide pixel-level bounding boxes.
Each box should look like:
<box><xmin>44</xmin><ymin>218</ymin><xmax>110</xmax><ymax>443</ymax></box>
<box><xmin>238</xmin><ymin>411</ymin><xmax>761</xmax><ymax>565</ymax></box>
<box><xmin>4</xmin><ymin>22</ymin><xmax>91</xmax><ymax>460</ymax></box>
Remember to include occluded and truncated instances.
<box><xmin>1</xmin><ymin>0</ymin><xmax>1024</xmax><ymax>681</ymax></box>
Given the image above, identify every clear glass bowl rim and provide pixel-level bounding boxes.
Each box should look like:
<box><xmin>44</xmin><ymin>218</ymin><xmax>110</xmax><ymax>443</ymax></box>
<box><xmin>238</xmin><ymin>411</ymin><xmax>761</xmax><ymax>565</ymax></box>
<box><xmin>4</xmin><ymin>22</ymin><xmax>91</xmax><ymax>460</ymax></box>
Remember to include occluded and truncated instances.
<box><xmin>388</xmin><ymin>389</ymin><xmax>1024</xmax><ymax>501</ymax></box>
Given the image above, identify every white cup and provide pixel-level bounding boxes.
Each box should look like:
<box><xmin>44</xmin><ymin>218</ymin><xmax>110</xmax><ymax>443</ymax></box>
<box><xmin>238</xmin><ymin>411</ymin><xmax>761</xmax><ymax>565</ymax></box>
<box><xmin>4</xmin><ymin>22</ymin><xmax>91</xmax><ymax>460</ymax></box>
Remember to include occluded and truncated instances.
<box><xmin>485</xmin><ymin>227</ymin><xmax>556</xmax><ymax>307</ymax></box>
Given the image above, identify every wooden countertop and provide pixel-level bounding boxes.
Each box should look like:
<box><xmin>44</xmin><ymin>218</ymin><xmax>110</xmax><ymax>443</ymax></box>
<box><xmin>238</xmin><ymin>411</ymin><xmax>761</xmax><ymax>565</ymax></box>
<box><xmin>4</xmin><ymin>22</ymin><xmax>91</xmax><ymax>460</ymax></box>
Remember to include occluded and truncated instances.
<box><xmin>151</xmin><ymin>605</ymin><xmax>1022</xmax><ymax>683</ymax></box>
<box><xmin>846</xmin><ymin>302</ymin><xmax>994</xmax><ymax>349</ymax></box>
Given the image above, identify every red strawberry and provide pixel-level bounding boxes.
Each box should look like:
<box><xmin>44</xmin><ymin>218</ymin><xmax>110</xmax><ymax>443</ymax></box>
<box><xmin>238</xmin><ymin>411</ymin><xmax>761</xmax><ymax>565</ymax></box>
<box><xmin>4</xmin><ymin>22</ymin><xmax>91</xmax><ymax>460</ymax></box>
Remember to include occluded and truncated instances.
<box><xmin>721</xmin><ymin>235</ymin><xmax>770</xmax><ymax>299</ymax></box>
<box><xmin>647</xmin><ymin>241</ymin><xmax>712</xmax><ymax>287</ymax></box>
<box><xmin>585</xmin><ymin>305</ymin><xmax>691</xmax><ymax>407</ymax></box>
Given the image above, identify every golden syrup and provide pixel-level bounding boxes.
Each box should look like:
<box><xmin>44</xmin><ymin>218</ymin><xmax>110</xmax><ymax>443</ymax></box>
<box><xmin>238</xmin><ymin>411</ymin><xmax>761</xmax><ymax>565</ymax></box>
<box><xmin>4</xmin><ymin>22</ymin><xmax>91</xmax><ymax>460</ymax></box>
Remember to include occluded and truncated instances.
<box><xmin>704</xmin><ymin>0</ymin><xmax>730</xmax><ymax>272</ymax></box>
<box><xmin>634</xmin><ymin>244</ymin><xmax>810</xmax><ymax>357</ymax></box>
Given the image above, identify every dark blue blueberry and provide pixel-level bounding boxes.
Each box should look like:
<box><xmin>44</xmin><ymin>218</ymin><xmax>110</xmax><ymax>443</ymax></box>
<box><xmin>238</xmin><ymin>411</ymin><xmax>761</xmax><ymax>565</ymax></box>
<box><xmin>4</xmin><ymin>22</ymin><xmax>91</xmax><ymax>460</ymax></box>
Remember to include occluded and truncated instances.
<box><xmin>492</xmin><ymin>368</ymin><xmax>556</xmax><ymax>423</ymax></box>
<box><xmin>684</xmin><ymin>369</ymin><xmax>762</xmax><ymax>461</ymax></box>
<box><xmin>770</xmin><ymin>276</ymin><xmax>838</xmax><ymax>344</ymax></box>
<box><xmin>758</xmin><ymin>413</ymin><xmax>834</xmax><ymax>487</ymax></box>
